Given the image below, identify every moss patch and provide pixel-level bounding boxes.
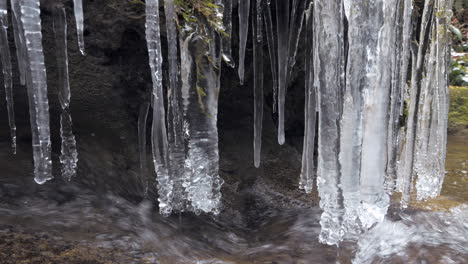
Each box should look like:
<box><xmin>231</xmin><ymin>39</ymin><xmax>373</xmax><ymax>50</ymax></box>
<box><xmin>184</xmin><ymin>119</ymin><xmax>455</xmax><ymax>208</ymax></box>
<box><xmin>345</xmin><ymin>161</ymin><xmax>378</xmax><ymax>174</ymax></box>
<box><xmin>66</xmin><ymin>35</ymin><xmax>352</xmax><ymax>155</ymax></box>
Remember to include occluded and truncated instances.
<box><xmin>449</xmin><ymin>86</ymin><xmax>468</xmax><ymax>131</ymax></box>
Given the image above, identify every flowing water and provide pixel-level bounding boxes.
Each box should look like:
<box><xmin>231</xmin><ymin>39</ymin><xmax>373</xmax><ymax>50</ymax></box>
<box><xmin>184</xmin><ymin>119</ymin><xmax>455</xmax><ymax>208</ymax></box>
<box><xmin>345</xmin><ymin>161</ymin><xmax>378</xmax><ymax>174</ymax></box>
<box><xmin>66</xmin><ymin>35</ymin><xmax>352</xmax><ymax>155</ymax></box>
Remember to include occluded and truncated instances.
<box><xmin>0</xmin><ymin>132</ymin><xmax>466</xmax><ymax>264</ymax></box>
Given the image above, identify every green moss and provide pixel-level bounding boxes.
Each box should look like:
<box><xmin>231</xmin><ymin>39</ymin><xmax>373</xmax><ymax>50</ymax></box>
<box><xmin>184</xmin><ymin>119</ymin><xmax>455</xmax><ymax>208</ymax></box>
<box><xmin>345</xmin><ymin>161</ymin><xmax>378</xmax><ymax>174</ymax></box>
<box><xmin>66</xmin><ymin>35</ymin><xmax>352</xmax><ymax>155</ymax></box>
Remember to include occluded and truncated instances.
<box><xmin>174</xmin><ymin>0</ymin><xmax>224</xmax><ymax>34</ymax></box>
<box><xmin>449</xmin><ymin>86</ymin><xmax>468</xmax><ymax>128</ymax></box>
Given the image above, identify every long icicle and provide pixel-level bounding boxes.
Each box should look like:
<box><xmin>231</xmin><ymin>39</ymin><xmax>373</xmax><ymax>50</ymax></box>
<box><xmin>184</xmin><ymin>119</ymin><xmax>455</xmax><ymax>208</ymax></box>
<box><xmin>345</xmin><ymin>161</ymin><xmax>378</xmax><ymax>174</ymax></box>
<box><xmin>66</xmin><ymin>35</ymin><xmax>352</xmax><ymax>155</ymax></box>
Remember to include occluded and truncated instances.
<box><xmin>358</xmin><ymin>0</ymin><xmax>396</xmax><ymax>229</ymax></box>
<box><xmin>53</xmin><ymin>5</ymin><xmax>78</xmax><ymax>181</ymax></box>
<box><xmin>399</xmin><ymin>0</ymin><xmax>434</xmax><ymax>207</ymax></box>
<box><xmin>340</xmin><ymin>0</ymin><xmax>366</xmax><ymax>237</ymax></box>
<box><xmin>73</xmin><ymin>0</ymin><xmax>85</xmax><ymax>55</ymax></box>
<box><xmin>299</xmin><ymin>3</ymin><xmax>316</xmax><ymax>194</ymax></box>
<box><xmin>263</xmin><ymin>0</ymin><xmax>278</xmax><ymax>113</ymax></box>
<box><xmin>313</xmin><ymin>0</ymin><xmax>345</xmax><ymax>246</ymax></box>
<box><xmin>252</xmin><ymin>0</ymin><xmax>263</xmax><ymax>168</ymax></box>
<box><xmin>415</xmin><ymin>0</ymin><xmax>453</xmax><ymax>200</ymax></box>
<box><xmin>138</xmin><ymin>102</ymin><xmax>150</xmax><ymax>195</ymax></box>
<box><xmin>10</xmin><ymin>0</ymin><xmax>25</xmax><ymax>85</ymax></box>
<box><xmin>238</xmin><ymin>0</ymin><xmax>250</xmax><ymax>84</ymax></box>
<box><xmin>0</xmin><ymin>0</ymin><xmax>16</xmax><ymax>154</ymax></box>
<box><xmin>275</xmin><ymin>0</ymin><xmax>289</xmax><ymax>145</ymax></box>
<box><xmin>146</xmin><ymin>0</ymin><xmax>172</xmax><ymax>216</ymax></box>
<box><xmin>164</xmin><ymin>0</ymin><xmax>186</xmax><ymax>212</ymax></box>
<box><xmin>21</xmin><ymin>0</ymin><xmax>52</xmax><ymax>184</ymax></box>
<box><xmin>385</xmin><ymin>0</ymin><xmax>403</xmax><ymax>193</ymax></box>
<box><xmin>286</xmin><ymin>0</ymin><xmax>306</xmax><ymax>80</ymax></box>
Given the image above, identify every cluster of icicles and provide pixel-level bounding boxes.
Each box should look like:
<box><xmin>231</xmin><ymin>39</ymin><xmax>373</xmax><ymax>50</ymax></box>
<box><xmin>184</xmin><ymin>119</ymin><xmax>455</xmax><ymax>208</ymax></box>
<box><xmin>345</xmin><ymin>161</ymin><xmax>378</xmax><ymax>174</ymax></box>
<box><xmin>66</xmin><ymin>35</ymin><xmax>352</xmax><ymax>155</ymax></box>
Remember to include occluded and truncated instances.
<box><xmin>0</xmin><ymin>0</ymin><xmax>454</xmax><ymax>245</ymax></box>
<box><xmin>0</xmin><ymin>0</ymin><xmax>82</xmax><ymax>183</ymax></box>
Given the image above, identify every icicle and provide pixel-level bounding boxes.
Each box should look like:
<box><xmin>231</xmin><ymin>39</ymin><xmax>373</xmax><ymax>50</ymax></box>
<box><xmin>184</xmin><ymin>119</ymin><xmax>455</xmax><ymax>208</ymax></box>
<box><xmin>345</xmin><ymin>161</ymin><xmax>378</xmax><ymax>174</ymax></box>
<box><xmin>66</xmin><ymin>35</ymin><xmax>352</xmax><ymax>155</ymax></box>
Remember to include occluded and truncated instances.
<box><xmin>432</xmin><ymin>0</ymin><xmax>452</xmax><ymax>195</ymax></box>
<box><xmin>386</xmin><ymin>0</ymin><xmax>413</xmax><ymax>193</ymax></box>
<box><xmin>164</xmin><ymin>0</ymin><xmax>180</xmax><ymax>140</ymax></box>
<box><xmin>313</xmin><ymin>0</ymin><xmax>345</xmax><ymax>246</ymax></box>
<box><xmin>399</xmin><ymin>0</ymin><xmax>434</xmax><ymax>208</ymax></box>
<box><xmin>414</xmin><ymin>38</ymin><xmax>437</xmax><ymax>200</ymax></box>
<box><xmin>10</xmin><ymin>0</ymin><xmax>26</xmax><ymax>86</ymax></box>
<box><xmin>73</xmin><ymin>0</ymin><xmax>85</xmax><ymax>55</ymax></box>
<box><xmin>263</xmin><ymin>0</ymin><xmax>278</xmax><ymax>113</ymax></box>
<box><xmin>221</xmin><ymin>0</ymin><xmax>234</xmax><ymax>67</ymax></box>
<box><xmin>138</xmin><ymin>102</ymin><xmax>150</xmax><ymax>194</ymax></box>
<box><xmin>358</xmin><ymin>0</ymin><xmax>396</xmax><ymax>229</ymax></box>
<box><xmin>275</xmin><ymin>0</ymin><xmax>289</xmax><ymax>145</ymax></box>
<box><xmin>0</xmin><ymin>1</ymin><xmax>16</xmax><ymax>154</ymax></box>
<box><xmin>252</xmin><ymin>2</ymin><xmax>263</xmax><ymax>168</ymax></box>
<box><xmin>146</xmin><ymin>0</ymin><xmax>172</xmax><ymax>216</ymax></box>
<box><xmin>398</xmin><ymin>0</ymin><xmax>413</xmax><ymax>116</ymax></box>
<box><xmin>340</xmin><ymin>0</ymin><xmax>366</xmax><ymax>237</ymax></box>
<box><xmin>415</xmin><ymin>0</ymin><xmax>453</xmax><ymax>201</ymax></box>
<box><xmin>59</xmin><ymin>109</ymin><xmax>78</xmax><ymax>181</ymax></box>
<box><xmin>20</xmin><ymin>0</ymin><xmax>53</xmax><ymax>184</ymax></box>
<box><xmin>256</xmin><ymin>0</ymin><xmax>263</xmax><ymax>42</ymax></box>
<box><xmin>53</xmin><ymin>6</ymin><xmax>78</xmax><ymax>181</ymax></box>
<box><xmin>238</xmin><ymin>0</ymin><xmax>250</xmax><ymax>84</ymax></box>
<box><xmin>164</xmin><ymin>0</ymin><xmax>186</xmax><ymax>212</ymax></box>
<box><xmin>286</xmin><ymin>0</ymin><xmax>306</xmax><ymax>79</ymax></box>
<box><xmin>182</xmin><ymin>26</ymin><xmax>224</xmax><ymax>215</ymax></box>
<box><xmin>385</xmin><ymin>0</ymin><xmax>403</xmax><ymax>193</ymax></box>
<box><xmin>299</xmin><ymin>4</ymin><xmax>315</xmax><ymax>194</ymax></box>
<box><xmin>179</xmin><ymin>30</ymin><xmax>194</xmax><ymax>210</ymax></box>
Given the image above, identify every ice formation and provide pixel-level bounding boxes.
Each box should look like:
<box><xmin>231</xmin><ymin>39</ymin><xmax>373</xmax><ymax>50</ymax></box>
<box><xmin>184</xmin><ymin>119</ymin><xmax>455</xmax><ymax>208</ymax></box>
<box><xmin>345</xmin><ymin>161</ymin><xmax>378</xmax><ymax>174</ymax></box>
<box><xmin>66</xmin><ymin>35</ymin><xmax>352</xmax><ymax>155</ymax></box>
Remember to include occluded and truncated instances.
<box><xmin>53</xmin><ymin>6</ymin><xmax>78</xmax><ymax>181</ymax></box>
<box><xmin>252</xmin><ymin>1</ymin><xmax>264</xmax><ymax>168</ymax></box>
<box><xmin>73</xmin><ymin>0</ymin><xmax>85</xmax><ymax>55</ymax></box>
<box><xmin>1</xmin><ymin>0</ymin><xmax>454</xmax><ymax>246</ymax></box>
<box><xmin>138</xmin><ymin>102</ymin><xmax>151</xmax><ymax>194</ymax></box>
<box><xmin>0</xmin><ymin>0</ymin><xmax>16</xmax><ymax>153</ymax></box>
<box><xmin>144</xmin><ymin>0</ymin><xmax>224</xmax><ymax>215</ymax></box>
<box><xmin>21</xmin><ymin>0</ymin><xmax>52</xmax><ymax>184</ymax></box>
<box><xmin>146</xmin><ymin>0</ymin><xmax>172</xmax><ymax>216</ymax></box>
<box><xmin>237</xmin><ymin>0</ymin><xmax>250</xmax><ymax>84</ymax></box>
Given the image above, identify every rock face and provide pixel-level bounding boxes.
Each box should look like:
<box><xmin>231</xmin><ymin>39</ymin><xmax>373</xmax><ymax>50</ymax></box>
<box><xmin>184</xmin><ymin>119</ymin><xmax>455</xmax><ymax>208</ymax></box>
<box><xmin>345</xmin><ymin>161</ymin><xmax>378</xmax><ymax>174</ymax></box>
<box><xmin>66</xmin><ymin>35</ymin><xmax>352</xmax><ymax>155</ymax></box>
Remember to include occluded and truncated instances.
<box><xmin>0</xmin><ymin>0</ymin><xmax>314</xmax><ymax>227</ymax></box>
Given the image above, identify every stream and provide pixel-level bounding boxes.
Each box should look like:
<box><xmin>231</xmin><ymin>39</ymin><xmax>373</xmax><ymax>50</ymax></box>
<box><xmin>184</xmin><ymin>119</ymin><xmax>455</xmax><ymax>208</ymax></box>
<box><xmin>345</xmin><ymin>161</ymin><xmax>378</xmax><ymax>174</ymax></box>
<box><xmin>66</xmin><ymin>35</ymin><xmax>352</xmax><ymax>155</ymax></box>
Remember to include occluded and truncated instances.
<box><xmin>0</xmin><ymin>132</ymin><xmax>467</xmax><ymax>264</ymax></box>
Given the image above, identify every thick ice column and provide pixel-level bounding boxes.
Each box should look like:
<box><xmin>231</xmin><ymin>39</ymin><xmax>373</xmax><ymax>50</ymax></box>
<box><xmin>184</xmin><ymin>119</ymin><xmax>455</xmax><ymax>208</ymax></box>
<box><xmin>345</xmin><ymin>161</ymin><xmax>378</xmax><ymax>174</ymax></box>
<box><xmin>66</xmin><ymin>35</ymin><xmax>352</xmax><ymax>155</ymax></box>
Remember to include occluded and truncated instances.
<box><xmin>221</xmin><ymin>0</ymin><xmax>234</xmax><ymax>67</ymax></box>
<box><xmin>313</xmin><ymin>0</ymin><xmax>345</xmax><ymax>245</ymax></box>
<box><xmin>399</xmin><ymin>0</ymin><xmax>434</xmax><ymax>207</ymax></box>
<box><xmin>358</xmin><ymin>0</ymin><xmax>395</xmax><ymax>229</ymax></box>
<box><xmin>263</xmin><ymin>0</ymin><xmax>278</xmax><ymax>113</ymax></box>
<box><xmin>252</xmin><ymin>2</ymin><xmax>263</xmax><ymax>168</ymax></box>
<box><xmin>386</xmin><ymin>0</ymin><xmax>413</xmax><ymax>193</ymax></box>
<box><xmin>275</xmin><ymin>0</ymin><xmax>289</xmax><ymax>145</ymax></box>
<box><xmin>21</xmin><ymin>0</ymin><xmax>53</xmax><ymax>184</ymax></box>
<box><xmin>432</xmin><ymin>0</ymin><xmax>452</xmax><ymax>196</ymax></box>
<box><xmin>53</xmin><ymin>6</ymin><xmax>78</xmax><ymax>181</ymax></box>
<box><xmin>182</xmin><ymin>29</ymin><xmax>224</xmax><ymax>215</ymax></box>
<box><xmin>146</xmin><ymin>0</ymin><xmax>172</xmax><ymax>216</ymax></box>
<box><xmin>414</xmin><ymin>39</ymin><xmax>437</xmax><ymax>200</ymax></box>
<box><xmin>238</xmin><ymin>0</ymin><xmax>250</xmax><ymax>84</ymax></box>
<box><xmin>385</xmin><ymin>0</ymin><xmax>403</xmax><ymax>193</ymax></box>
<box><xmin>340</xmin><ymin>1</ymin><xmax>367</xmax><ymax>236</ymax></box>
<box><xmin>73</xmin><ymin>0</ymin><xmax>85</xmax><ymax>55</ymax></box>
<box><xmin>299</xmin><ymin>4</ymin><xmax>316</xmax><ymax>194</ymax></box>
<box><xmin>164</xmin><ymin>0</ymin><xmax>186</xmax><ymax>212</ymax></box>
<box><xmin>415</xmin><ymin>0</ymin><xmax>453</xmax><ymax>201</ymax></box>
<box><xmin>0</xmin><ymin>1</ymin><xmax>16</xmax><ymax>153</ymax></box>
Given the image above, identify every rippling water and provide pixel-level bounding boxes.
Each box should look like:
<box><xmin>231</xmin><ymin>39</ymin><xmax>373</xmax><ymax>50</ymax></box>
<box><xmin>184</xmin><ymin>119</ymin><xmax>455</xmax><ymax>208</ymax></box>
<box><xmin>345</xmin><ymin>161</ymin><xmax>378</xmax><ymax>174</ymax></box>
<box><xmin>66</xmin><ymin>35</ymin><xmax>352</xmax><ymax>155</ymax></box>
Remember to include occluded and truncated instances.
<box><xmin>0</xmin><ymin>134</ymin><xmax>466</xmax><ymax>263</ymax></box>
